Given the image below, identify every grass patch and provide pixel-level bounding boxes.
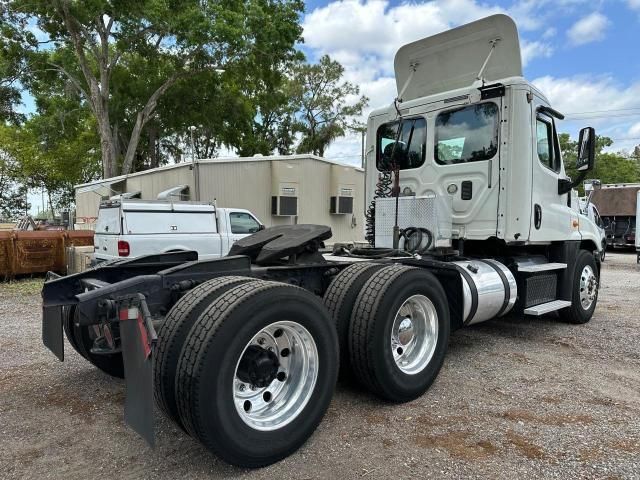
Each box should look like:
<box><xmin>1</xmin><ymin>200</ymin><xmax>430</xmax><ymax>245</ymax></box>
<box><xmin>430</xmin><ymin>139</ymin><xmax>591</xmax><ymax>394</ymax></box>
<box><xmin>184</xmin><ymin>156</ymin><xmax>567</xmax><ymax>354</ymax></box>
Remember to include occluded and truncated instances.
<box><xmin>0</xmin><ymin>277</ymin><xmax>45</xmax><ymax>295</ymax></box>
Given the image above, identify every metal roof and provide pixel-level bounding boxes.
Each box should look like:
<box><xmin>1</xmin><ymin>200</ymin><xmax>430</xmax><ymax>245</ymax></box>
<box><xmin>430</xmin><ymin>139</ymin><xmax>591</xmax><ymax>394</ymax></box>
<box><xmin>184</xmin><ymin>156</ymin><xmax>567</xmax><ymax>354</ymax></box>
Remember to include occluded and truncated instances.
<box><xmin>75</xmin><ymin>154</ymin><xmax>363</xmax><ymax>190</ymax></box>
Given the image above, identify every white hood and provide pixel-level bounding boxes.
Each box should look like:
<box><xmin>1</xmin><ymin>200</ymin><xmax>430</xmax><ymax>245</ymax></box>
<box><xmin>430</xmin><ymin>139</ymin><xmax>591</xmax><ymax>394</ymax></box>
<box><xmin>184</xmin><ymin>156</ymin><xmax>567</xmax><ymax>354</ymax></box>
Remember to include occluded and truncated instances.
<box><xmin>394</xmin><ymin>14</ymin><xmax>522</xmax><ymax>101</ymax></box>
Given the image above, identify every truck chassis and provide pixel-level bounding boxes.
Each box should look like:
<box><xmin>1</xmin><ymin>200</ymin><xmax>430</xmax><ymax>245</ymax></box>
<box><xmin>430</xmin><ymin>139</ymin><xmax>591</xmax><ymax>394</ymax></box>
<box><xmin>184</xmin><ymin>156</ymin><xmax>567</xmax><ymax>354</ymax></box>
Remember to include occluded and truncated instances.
<box><xmin>41</xmin><ymin>224</ymin><xmax>599</xmax><ymax>467</ymax></box>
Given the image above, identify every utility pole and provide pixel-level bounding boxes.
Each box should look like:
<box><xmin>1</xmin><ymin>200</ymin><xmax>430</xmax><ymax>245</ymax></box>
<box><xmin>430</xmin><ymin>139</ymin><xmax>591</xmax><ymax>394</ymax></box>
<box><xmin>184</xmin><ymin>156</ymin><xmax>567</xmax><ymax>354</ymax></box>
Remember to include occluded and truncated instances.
<box><xmin>189</xmin><ymin>125</ymin><xmax>200</xmax><ymax>201</ymax></box>
<box><xmin>361</xmin><ymin>130</ymin><xmax>366</xmax><ymax>169</ymax></box>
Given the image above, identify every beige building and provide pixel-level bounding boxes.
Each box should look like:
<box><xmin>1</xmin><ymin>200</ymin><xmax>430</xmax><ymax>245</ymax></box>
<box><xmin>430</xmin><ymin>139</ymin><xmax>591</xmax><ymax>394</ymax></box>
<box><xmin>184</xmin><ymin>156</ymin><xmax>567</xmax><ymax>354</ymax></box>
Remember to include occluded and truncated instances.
<box><xmin>74</xmin><ymin>155</ymin><xmax>365</xmax><ymax>244</ymax></box>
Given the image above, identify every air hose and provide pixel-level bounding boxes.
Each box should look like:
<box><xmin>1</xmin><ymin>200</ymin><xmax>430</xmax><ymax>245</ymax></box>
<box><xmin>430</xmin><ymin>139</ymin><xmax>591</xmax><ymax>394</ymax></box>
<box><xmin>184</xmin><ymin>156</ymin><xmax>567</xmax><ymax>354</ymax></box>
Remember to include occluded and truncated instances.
<box><xmin>364</xmin><ymin>170</ymin><xmax>392</xmax><ymax>245</ymax></box>
<box><xmin>335</xmin><ymin>226</ymin><xmax>433</xmax><ymax>259</ymax></box>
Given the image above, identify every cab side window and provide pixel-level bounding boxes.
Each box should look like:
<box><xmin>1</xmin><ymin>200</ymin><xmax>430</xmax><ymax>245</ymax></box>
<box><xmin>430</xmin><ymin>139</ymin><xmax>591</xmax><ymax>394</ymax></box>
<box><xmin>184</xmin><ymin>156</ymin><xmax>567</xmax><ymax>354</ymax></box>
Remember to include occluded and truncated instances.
<box><xmin>229</xmin><ymin>212</ymin><xmax>261</xmax><ymax>234</ymax></box>
<box><xmin>536</xmin><ymin>115</ymin><xmax>559</xmax><ymax>172</ymax></box>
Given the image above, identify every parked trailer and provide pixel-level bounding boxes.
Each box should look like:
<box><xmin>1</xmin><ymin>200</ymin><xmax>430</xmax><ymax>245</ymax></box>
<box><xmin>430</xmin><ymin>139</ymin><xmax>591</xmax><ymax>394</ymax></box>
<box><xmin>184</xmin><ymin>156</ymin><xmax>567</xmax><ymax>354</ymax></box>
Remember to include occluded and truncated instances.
<box><xmin>41</xmin><ymin>15</ymin><xmax>603</xmax><ymax>468</ymax></box>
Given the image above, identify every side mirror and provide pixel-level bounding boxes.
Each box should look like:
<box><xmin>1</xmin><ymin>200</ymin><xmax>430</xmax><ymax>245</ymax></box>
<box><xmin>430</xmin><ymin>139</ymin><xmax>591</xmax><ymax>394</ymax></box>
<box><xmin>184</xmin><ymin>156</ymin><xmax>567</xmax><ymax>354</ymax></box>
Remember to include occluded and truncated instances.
<box><xmin>576</xmin><ymin>127</ymin><xmax>595</xmax><ymax>172</ymax></box>
<box><xmin>258</xmin><ymin>224</ymin><xmax>266</xmax><ymax>231</ymax></box>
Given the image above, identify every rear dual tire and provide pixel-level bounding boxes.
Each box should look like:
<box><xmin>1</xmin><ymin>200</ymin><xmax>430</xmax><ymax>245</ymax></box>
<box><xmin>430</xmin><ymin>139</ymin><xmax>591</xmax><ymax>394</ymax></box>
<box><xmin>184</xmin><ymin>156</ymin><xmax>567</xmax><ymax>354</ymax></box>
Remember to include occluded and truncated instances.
<box><xmin>348</xmin><ymin>265</ymin><xmax>450</xmax><ymax>402</ymax></box>
<box><xmin>153</xmin><ymin>276</ymin><xmax>254</xmax><ymax>428</ymax></box>
<box><xmin>63</xmin><ymin>306</ymin><xmax>124</xmax><ymax>378</ymax></box>
<box><xmin>323</xmin><ymin>262</ymin><xmax>384</xmax><ymax>378</ymax></box>
<box><xmin>172</xmin><ymin>280</ymin><xmax>339</xmax><ymax>468</ymax></box>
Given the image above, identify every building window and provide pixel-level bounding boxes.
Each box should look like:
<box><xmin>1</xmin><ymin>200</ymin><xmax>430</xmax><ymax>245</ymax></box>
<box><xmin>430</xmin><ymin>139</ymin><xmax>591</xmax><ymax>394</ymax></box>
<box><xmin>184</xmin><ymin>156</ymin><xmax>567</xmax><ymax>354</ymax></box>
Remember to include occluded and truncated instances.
<box><xmin>229</xmin><ymin>212</ymin><xmax>261</xmax><ymax>234</ymax></box>
<box><xmin>435</xmin><ymin>103</ymin><xmax>499</xmax><ymax>165</ymax></box>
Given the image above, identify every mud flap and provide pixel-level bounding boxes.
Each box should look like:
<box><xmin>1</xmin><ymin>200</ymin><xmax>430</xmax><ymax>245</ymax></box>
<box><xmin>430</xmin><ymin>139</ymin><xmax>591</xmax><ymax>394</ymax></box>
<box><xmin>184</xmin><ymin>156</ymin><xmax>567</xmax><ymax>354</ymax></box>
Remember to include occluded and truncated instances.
<box><xmin>42</xmin><ymin>305</ymin><xmax>64</xmax><ymax>361</ymax></box>
<box><xmin>119</xmin><ymin>300</ymin><xmax>157</xmax><ymax>448</ymax></box>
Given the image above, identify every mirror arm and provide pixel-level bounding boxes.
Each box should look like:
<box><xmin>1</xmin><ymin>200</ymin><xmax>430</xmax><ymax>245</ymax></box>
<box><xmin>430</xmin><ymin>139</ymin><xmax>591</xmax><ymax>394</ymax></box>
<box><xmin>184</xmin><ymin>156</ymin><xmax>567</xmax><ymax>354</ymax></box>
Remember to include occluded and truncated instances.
<box><xmin>558</xmin><ymin>170</ymin><xmax>588</xmax><ymax>195</ymax></box>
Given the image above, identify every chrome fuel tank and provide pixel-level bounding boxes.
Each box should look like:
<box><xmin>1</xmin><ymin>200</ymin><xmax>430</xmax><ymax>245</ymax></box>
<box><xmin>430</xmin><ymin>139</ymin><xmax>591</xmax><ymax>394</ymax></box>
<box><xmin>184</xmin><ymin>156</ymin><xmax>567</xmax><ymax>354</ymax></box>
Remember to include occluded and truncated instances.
<box><xmin>452</xmin><ymin>259</ymin><xmax>517</xmax><ymax>325</ymax></box>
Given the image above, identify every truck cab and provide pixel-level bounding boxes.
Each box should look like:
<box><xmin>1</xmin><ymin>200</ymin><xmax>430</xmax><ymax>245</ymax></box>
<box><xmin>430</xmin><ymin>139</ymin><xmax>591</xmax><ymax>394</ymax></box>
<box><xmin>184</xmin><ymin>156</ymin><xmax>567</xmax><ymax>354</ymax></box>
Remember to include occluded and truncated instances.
<box><xmin>365</xmin><ymin>14</ymin><xmax>601</xmax><ymax>256</ymax></box>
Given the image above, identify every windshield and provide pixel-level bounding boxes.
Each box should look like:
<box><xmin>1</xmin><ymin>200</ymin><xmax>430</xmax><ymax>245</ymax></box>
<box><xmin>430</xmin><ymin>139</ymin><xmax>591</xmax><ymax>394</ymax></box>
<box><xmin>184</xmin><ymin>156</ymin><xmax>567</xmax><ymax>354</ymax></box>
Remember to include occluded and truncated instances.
<box><xmin>376</xmin><ymin>117</ymin><xmax>426</xmax><ymax>170</ymax></box>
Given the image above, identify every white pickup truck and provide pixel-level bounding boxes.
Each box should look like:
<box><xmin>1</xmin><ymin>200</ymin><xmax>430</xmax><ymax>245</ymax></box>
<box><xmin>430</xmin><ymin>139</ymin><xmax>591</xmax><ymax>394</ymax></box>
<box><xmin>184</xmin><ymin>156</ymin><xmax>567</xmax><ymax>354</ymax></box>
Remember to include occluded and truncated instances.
<box><xmin>93</xmin><ymin>199</ymin><xmax>263</xmax><ymax>262</ymax></box>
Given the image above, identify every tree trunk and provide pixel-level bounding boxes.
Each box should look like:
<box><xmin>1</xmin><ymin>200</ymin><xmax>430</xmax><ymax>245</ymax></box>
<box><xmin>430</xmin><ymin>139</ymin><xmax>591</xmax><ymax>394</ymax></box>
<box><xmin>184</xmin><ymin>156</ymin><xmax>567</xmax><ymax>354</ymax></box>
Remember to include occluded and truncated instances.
<box><xmin>121</xmin><ymin>73</ymin><xmax>181</xmax><ymax>175</ymax></box>
<box><xmin>149</xmin><ymin>125</ymin><xmax>158</xmax><ymax>169</ymax></box>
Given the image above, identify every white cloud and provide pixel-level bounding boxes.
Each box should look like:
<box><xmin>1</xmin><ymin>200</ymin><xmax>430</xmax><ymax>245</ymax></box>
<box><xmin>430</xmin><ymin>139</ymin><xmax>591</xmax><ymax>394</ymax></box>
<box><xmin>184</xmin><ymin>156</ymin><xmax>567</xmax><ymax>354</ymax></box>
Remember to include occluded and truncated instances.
<box><xmin>303</xmin><ymin>0</ymin><xmax>504</xmax><ymax>75</ymax></box>
<box><xmin>302</xmin><ymin>1</ymin><xmax>628</xmax><ymax>160</ymax></box>
<box><xmin>521</xmin><ymin>40</ymin><xmax>554</xmax><ymax>66</ymax></box>
<box><xmin>567</xmin><ymin>12</ymin><xmax>610</xmax><ymax>46</ymax></box>
<box><xmin>629</xmin><ymin>122</ymin><xmax>640</xmax><ymax>137</ymax></box>
<box><xmin>628</xmin><ymin>0</ymin><xmax>640</xmax><ymax>11</ymax></box>
<box><xmin>532</xmin><ymin>76</ymin><xmax>640</xmax><ymax>151</ymax></box>
<box><xmin>532</xmin><ymin>76</ymin><xmax>640</xmax><ymax>116</ymax></box>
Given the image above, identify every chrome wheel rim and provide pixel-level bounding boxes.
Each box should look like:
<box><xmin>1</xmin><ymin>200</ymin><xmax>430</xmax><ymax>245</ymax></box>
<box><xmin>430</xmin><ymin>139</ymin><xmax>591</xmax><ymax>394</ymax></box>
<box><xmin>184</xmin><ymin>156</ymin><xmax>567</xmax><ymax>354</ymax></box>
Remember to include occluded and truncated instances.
<box><xmin>233</xmin><ymin>321</ymin><xmax>318</xmax><ymax>431</ymax></box>
<box><xmin>390</xmin><ymin>294</ymin><xmax>438</xmax><ymax>375</ymax></box>
<box><xmin>579</xmin><ymin>265</ymin><xmax>598</xmax><ymax>310</ymax></box>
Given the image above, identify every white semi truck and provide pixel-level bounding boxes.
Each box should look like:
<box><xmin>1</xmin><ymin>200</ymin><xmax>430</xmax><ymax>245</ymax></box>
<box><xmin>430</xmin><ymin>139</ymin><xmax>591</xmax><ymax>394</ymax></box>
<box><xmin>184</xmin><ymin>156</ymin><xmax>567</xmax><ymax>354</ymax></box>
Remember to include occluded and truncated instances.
<box><xmin>41</xmin><ymin>15</ymin><xmax>603</xmax><ymax>468</ymax></box>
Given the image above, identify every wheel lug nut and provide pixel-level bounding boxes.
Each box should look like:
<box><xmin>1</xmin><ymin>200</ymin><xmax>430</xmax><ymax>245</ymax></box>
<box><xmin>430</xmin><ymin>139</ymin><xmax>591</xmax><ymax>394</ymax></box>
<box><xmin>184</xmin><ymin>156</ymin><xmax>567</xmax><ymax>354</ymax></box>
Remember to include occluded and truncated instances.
<box><xmin>257</xmin><ymin>337</ymin><xmax>265</xmax><ymax>345</ymax></box>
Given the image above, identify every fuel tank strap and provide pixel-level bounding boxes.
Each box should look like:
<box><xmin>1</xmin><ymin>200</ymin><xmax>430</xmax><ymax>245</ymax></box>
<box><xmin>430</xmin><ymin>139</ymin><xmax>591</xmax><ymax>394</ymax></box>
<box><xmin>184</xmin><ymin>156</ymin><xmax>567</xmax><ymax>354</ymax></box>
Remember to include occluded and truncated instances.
<box><xmin>476</xmin><ymin>259</ymin><xmax>510</xmax><ymax>317</ymax></box>
<box><xmin>453</xmin><ymin>264</ymin><xmax>478</xmax><ymax>325</ymax></box>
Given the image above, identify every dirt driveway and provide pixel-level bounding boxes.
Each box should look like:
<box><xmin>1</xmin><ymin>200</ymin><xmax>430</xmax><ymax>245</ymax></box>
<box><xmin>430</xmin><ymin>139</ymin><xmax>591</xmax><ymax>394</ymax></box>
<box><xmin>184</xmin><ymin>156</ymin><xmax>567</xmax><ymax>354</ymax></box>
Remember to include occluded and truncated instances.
<box><xmin>1</xmin><ymin>253</ymin><xmax>639</xmax><ymax>479</ymax></box>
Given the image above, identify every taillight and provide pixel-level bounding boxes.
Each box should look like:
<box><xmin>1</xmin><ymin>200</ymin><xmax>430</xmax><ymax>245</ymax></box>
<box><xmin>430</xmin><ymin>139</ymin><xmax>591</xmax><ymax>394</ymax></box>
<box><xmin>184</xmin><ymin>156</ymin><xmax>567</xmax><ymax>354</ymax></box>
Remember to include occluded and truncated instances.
<box><xmin>118</xmin><ymin>240</ymin><xmax>130</xmax><ymax>257</ymax></box>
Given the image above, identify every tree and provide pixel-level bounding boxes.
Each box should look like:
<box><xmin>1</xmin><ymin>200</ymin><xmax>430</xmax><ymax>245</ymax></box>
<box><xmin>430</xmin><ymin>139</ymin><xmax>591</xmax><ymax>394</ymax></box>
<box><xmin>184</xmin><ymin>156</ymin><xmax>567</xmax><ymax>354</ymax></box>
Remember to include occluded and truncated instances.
<box><xmin>291</xmin><ymin>55</ymin><xmax>368</xmax><ymax>157</ymax></box>
<box><xmin>6</xmin><ymin>0</ymin><xmax>304</xmax><ymax>178</ymax></box>
<box><xmin>0</xmin><ymin>2</ymin><xmax>28</xmax><ymax>124</ymax></box>
<box><xmin>0</xmin><ymin>149</ymin><xmax>28</xmax><ymax>220</ymax></box>
<box><xmin>0</xmin><ymin>105</ymin><xmax>101</xmax><ymax>215</ymax></box>
<box><xmin>560</xmin><ymin>133</ymin><xmax>640</xmax><ymax>194</ymax></box>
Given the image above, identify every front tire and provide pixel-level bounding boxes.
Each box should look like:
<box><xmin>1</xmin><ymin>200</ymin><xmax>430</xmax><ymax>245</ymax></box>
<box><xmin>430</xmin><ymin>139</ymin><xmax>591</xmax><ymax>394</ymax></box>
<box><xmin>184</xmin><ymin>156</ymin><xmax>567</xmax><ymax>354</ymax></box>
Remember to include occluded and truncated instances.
<box><xmin>563</xmin><ymin>250</ymin><xmax>599</xmax><ymax>324</ymax></box>
<box><xmin>348</xmin><ymin>265</ymin><xmax>450</xmax><ymax>402</ymax></box>
<box><xmin>175</xmin><ymin>280</ymin><xmax>338</xmax><ymax>468</ymax></box>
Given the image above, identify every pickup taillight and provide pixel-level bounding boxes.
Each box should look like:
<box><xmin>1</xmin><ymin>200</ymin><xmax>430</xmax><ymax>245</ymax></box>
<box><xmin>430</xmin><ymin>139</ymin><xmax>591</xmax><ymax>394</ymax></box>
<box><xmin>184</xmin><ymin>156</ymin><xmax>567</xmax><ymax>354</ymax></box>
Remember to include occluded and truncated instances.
<box><xmin>118</xmin><ymin>240</ymin><xmax>130</xmax><ymax>257</ymax></box>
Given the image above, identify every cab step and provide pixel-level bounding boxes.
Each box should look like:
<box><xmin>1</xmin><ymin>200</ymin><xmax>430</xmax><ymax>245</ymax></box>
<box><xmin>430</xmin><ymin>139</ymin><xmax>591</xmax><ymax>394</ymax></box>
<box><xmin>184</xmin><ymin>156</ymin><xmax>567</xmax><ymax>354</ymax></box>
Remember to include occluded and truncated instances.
<box><xmin>524</xmin><ymin>300</ymin><xmax>572</xmax><ymax>316</ymax></box>
<box><xmin>518</xmin><ymin>262</ymin><xmax>567</xmax><ymax>273</ymax></box>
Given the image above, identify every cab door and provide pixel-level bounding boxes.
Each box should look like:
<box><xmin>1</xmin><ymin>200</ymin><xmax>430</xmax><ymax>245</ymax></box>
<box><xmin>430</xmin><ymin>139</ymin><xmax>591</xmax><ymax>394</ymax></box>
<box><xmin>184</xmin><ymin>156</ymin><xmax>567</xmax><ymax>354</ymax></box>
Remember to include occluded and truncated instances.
<box><xmin>431</xmin><ymin>100</ymin><xmax>502</xmax><ymax>239</ymax></box>
<box><xmin>528</xmin><ymin>96</ymin><xmax>575</xmax><ymax>242</ymax></box>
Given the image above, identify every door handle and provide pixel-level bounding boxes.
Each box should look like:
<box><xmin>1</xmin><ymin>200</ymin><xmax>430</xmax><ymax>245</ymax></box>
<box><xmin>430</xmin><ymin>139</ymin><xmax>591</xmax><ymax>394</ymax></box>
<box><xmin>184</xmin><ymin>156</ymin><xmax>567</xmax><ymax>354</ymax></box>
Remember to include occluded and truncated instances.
<box><xmin>534</xmin><ymin>204</ymin><xmax>542</xmax><ymax>230</ymax></box>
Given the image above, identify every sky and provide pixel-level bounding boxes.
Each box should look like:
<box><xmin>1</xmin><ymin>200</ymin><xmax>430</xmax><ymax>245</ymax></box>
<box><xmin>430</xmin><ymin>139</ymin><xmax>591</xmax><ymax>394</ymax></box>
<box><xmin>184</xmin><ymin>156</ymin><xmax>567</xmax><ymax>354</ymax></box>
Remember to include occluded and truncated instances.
<box><xmin>19</xmin><ymin>0</ymin><xmax>640</xmax><ymax>213</ymax></box>
<box><xmin>299</xmin><ymin>0</ymin><xmax>640</xmax><ymax>166</ymax></box>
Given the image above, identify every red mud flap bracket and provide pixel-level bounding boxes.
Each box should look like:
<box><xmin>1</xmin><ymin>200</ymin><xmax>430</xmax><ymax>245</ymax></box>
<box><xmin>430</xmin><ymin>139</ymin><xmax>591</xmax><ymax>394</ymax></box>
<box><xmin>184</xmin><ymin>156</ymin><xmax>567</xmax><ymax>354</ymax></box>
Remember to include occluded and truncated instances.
<box><xmin>118</xmin><ymin>294</ymin><xmax>158</xmax><ymax>448</ymax></box>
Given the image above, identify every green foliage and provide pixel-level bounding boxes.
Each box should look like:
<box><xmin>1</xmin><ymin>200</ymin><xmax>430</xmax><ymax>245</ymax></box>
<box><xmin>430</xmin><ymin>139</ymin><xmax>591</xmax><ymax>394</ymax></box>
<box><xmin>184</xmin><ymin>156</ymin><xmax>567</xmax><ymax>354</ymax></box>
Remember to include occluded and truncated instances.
<box><xmin>291</xmin><ymin>55</ymin><xmax>369</xmax><ymax>157</ymax></box>
<box><xmin>0</xmin><ymin>149</ymin><xmax>28</xmax><ymax>220</ymax></box>
<box><xmin>560</xmin><ymin>133</ymin><xmax>640</xmax><ymax>194</ymax></box>
<box><xmin>0</xmin><ymin>105</ymin><xmax>101</xmax><ymax>213</ymax></box>
<box><xmin>4</xmin><ymin>0</ymin><xmax>305</xmax><ymax>177</ymax></box>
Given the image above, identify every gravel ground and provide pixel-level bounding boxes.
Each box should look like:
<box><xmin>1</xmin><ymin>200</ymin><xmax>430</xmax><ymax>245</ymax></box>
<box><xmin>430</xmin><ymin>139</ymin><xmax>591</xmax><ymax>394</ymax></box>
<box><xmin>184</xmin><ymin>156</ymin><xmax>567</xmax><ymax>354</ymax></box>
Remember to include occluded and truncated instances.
<box><xmin>1</xmin><ymin>252</ymin><xmax>639</xmax><ymax>479</ymax></box>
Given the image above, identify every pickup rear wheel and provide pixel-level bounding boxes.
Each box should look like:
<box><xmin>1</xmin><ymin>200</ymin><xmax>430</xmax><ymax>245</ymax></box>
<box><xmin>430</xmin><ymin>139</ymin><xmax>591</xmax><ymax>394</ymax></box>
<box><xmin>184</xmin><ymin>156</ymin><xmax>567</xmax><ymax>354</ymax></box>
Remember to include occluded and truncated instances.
<box><xmin>349</xmin><ymin>265</ymin><xmax>450</xmax><ymax>402</ymax></box>
<box><xmin>154</xmin><ymin>276</ymin><xmax>254</xmax><ymax>428</ymax></box>
<box><xmin>63</xmin><ymin>306</ymin><xmax>124</xmax><ymax>378</ymax></box>
<box><xmin>175</xmin><ymin>280</ymin><xmax>338</xmax><ymax>468</ymax></box>
<box><xmin>323</xmin><ymin>262</ymin><xmax>384</xmax><ymax>378</ymax></box>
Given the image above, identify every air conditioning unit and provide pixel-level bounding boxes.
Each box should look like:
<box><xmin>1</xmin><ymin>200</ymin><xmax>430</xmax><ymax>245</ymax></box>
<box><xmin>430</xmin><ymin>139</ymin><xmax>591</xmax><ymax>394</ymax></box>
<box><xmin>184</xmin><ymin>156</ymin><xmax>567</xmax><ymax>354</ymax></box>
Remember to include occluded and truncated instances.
<box><xmin>271</xmin><ymin>184</ymin><xmax>299</xmax><ymax>216</ymax></box>
<box><xmin>330</xmin><ymin>186</ymin><xmax>354</xmax><ymax>214</ymax></box>
<box><xmin>271</xmin><ymin>161</ymin><xmax>300</xmax><ymax>216</ymax></box>
<box><xmin>329</xmin><ymin>165</ymin><xmax>357</xmax><ymax>215</ymax></box>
